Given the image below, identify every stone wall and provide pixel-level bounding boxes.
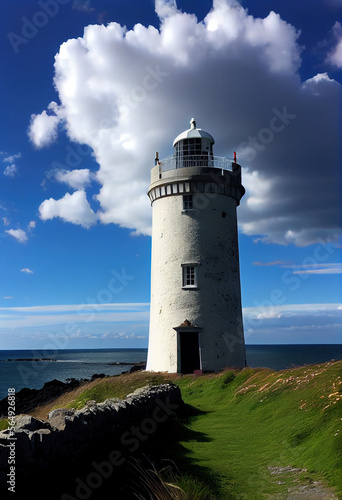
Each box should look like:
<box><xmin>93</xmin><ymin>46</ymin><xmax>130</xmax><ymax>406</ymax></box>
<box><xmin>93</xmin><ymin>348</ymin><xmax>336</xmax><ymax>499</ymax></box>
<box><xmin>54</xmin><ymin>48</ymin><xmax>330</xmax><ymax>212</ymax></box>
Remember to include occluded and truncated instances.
<box><xmin>0</xmin><ymin>383</ymin><xmax>183</xmax><ymax>495</ymax></box>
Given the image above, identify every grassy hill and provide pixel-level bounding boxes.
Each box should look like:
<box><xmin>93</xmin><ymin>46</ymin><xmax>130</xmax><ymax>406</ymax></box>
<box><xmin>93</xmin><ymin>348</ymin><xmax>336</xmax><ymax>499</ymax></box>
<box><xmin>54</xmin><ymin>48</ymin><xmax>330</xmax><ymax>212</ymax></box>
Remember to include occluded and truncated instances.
<box><xmin>2</xmin><ymin>361</ymin><xmax>341</xmax><ymax>498</ymax></box>
<box><xmin>173</xmin><ymin>361</ymin><xmax>342</xmax><ymax>498</ymax></box>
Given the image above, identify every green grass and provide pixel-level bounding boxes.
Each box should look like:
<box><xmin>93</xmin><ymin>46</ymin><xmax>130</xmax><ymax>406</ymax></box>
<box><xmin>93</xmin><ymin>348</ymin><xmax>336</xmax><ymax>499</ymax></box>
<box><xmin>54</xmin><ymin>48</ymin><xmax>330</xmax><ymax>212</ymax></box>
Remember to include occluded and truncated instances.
<box><xmin>126</xmin><ymin>458</ymin><xmax>214</xmax><ymax>499</ymax></box>
<box><xmin>62</xmin><ymin>372</ymin><xmax>170</xmax><ymax>410</ymax></box>
<box><xmin>1</xmin><ymin>361</ymin><xmax>341</xmax><ymax>498</ymax></box>
<box><xmin>172</xmin><ymin>361</ymin><xmax>342</xmax><ymax>498</ymax></box>
<box><xmin>0</xmin><ymin>419</ymin><xmax>8</xmax><ymax>431</ymax></box>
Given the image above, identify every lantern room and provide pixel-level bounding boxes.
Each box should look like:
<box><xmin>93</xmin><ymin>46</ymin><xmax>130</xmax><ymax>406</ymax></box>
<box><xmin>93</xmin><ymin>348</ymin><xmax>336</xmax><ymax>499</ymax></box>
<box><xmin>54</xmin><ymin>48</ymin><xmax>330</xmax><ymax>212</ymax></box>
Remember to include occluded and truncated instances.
<box><xmin>172</xmin><ymin>118</ymin><xmax>215</xmax><ymax>168</ymax></box>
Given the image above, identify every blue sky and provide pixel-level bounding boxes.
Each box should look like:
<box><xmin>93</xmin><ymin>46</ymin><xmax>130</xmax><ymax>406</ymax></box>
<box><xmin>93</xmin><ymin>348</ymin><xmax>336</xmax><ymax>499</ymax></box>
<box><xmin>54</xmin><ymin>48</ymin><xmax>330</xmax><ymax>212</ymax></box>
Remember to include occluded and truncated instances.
<box><xmin>0</xmin><ymin>0</ymin><xmax>341</xmax><ymax>350</ymax></box>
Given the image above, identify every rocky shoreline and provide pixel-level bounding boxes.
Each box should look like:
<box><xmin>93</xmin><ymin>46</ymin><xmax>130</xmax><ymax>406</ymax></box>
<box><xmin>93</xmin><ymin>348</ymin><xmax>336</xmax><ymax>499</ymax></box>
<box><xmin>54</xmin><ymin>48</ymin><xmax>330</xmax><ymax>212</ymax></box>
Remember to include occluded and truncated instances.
<box><xmin>1</xmin><ymin>358</ymin><xmax>57</xmax><ymax>362</ymax></box>
<box><xmin>0</xmin><ymin>377</ymin><xmax>83</xmax><ymax>418</ymax></box>
<box><xmin>0</xmin><ymin>359</ymin><xmax>146</xmax><ymax>365</ymax></box>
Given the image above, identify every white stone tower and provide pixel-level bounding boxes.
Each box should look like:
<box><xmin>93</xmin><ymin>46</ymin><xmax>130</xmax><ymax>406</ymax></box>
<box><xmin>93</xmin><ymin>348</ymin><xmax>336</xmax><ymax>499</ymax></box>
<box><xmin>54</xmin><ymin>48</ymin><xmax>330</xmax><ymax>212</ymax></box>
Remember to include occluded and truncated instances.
<box><xmin>146</xmin><ymin>119</ymin><xmax>246</xmax><ymax>373</ymax></box>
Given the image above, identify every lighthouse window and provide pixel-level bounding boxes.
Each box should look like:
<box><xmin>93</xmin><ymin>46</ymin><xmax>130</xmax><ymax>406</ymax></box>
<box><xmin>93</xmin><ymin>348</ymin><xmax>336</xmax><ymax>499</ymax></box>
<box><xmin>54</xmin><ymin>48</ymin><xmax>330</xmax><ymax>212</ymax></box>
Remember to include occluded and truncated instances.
<box><xmin>185</xmin><ymin>267</ymin><xmax>195</xmax><ymax>286</ymax></box>
<box><xmin>182</xmin><ymin>264</ymin><xmax>198</xmax><ymax>288</ymax></box>
<box><xmin>181</xmin><ymin>138</ymin><xmax>202</xmax><ymax>156</ymax></box>
<box><xmin>183</xmin><ymin>194</ymin><xmax>193</xmax><ymax>210</ymax></box>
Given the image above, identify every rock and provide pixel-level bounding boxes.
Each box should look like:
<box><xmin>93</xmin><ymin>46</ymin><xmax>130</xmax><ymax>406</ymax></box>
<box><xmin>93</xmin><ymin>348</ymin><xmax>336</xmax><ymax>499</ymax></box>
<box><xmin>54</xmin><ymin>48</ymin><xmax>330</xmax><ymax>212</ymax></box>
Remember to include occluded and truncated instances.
<box><xmin>48</xmin><ymin>408</ymin><xmax>74</xmax><ymax>420</ymax></box>
<box><xmin>48</xmin><ymin>408</ymin><xmax>75</xmax><ymax>431</ymax></box>
<box><xmin>0</xmin><ymin>429</ymin><xmax>11</xmax><ymax>440</ymax></box>
<box><xmin>85</xmin><ymin>399</ymin><xmax>97</xmax><ymax>407</ymax></box>
<box><xmin>15</xmin><ymin>415</ymin><xmax>51</xmax><ymax>432</ymax></box>
<box><xmin>130</xmin><ymin>363</ymin><xmax>147</xmax><ymax>373</ymax></box>
<box><xmin>91</xmin><ymin>373</ymin><xmax>106</xmax><ymax>380</ymax></box>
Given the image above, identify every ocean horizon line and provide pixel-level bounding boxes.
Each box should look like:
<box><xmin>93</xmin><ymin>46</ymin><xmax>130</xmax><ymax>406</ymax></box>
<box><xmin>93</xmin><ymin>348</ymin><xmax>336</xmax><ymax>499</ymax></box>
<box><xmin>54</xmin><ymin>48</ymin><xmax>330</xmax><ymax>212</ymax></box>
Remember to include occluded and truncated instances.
<box><xmin>1</xmin><ymin>343</ymin><xmax>342</xmax><ymax>352</ymax></box>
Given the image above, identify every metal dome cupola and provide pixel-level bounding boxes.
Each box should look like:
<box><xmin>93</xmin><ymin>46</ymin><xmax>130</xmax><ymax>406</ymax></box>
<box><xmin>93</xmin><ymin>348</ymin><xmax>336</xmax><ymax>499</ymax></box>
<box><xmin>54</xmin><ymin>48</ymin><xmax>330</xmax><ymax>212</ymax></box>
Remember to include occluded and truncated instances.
<box><xmin>173</xmin><ymin>118</ymin><xmax>215</xmax><ymax>163</ymax></box>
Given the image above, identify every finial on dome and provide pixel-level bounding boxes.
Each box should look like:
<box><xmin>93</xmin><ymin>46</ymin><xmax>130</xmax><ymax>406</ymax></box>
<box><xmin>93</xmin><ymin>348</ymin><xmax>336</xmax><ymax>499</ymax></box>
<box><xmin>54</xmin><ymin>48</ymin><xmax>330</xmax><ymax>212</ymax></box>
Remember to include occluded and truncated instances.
<box><xmin>190</xmin><ymin>118</ymin><xmax>196</xmax><ymax>129</ymax></box>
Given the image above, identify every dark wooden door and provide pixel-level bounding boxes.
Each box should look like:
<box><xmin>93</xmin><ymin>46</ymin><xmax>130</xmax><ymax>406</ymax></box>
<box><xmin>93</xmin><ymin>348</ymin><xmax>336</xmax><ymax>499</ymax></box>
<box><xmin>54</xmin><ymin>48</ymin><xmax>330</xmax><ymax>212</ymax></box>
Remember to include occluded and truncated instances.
<box><xmin>180</xmin><ymin>332</ymin><xmax>200</xmax><ymax>374</ymax></box>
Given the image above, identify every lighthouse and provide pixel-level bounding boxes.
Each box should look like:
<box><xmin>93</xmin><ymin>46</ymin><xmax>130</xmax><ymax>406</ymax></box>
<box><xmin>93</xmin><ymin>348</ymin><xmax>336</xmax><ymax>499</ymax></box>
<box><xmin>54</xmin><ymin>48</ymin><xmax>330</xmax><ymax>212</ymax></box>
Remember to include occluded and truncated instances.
<box><xmin>146</xmin><ymin>119</ymin><xmax>246</xmax><ymax>373</ymax></box>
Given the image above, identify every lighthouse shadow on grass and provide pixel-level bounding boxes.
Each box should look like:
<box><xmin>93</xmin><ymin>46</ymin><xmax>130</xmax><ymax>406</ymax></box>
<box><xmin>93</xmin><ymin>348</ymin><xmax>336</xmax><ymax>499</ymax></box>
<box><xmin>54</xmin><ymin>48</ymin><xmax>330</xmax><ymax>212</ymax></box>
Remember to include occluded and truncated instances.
<box><xmin>146</xmin><ymin>403</ymin><xmax>222</xmax><ymax>497</ymax></box>
<box><xmin>97</xmin><ymin>404</ymin><xmax>216</xmax><ymax>499</ymax></box>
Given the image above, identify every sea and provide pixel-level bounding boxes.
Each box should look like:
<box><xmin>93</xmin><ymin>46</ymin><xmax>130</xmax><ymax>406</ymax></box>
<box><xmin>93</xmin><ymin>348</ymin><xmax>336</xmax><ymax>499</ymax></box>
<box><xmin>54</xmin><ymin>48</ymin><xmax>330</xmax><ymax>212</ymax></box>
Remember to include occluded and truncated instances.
<box><xmin>0</xmin><ymin>345</ymin><xmax>342</xmax><ymax>401</ymax></box>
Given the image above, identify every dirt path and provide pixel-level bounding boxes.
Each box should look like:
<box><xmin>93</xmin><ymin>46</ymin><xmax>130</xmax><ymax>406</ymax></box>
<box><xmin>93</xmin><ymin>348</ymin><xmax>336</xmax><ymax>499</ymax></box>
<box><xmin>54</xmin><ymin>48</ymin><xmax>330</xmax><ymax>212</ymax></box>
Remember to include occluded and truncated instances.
<box><xmin>268</xmin><ymin>466</ymin><xmax>338</xmax><ymax>499</ymax></box>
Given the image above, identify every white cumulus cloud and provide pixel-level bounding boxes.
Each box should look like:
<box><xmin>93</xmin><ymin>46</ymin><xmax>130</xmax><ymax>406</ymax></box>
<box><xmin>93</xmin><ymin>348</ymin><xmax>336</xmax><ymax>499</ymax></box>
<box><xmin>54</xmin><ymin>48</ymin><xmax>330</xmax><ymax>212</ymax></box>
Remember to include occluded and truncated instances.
<box><xmin>3</xmin><ymin>153</ymin><xmax>21</xmax><ymax>163</ymax></box>
<box><xmin>28</xmin><ymin>0</ymin><xmax>341</xmax><ymax>246</ymax></box>
<box><xmin>39</xmin><ymin>189</ymin><xmax>97</xmax><ymax>228</ymax></box>
<box><xmin>28</xmin><ymin>102</ymin><xmax>62</xmax><ymax>148</ymax></box>
<box><xmin>3</xmin><ymin>164</ymin><xmax>18</xmax><ymax>177</ymax></box>
<box><xmin>20</xmin><ymin>268</ymin><xmax>34</xmax><ymax>274</ymax></box>
<box><xmin>54</xmin><ymin>168</ymin><xmax>93</xmax><ymax>190</ymax></box>
<box><xmin>326</xmin><ymin>21</ymin><xmax>342</xmax><ymax>68</ymax></box>
<box><xmin>5</xmin><ymin>229</ymin><xmax>28</xmax><ymax>243</ymax></box>
<box><xmin>2</xmin><ymin>151</ymin><xmax>21</xmax><ymax>177</ymax></box>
